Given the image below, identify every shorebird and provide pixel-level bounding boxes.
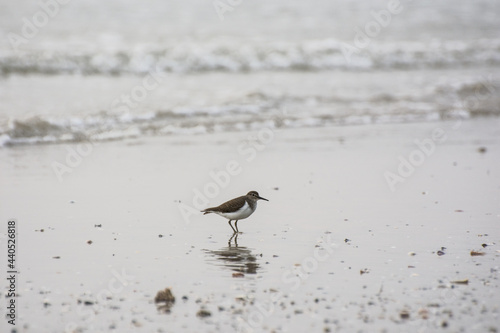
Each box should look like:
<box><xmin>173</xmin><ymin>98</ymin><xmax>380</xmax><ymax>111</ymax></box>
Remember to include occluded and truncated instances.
<box><xmin>201</xmin><ymin>191</ymin><xmax>269</xmax><ymax>233</ymax></box>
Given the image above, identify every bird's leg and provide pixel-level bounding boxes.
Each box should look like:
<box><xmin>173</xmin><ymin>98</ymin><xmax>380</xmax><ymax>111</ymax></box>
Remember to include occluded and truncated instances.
<box><xmin>228</xmin><ymin>232</ymin><xmax>236</xmax><ymax>246</ymax></box>
<box><xmin>235</xmin><ymin>220</ymin><xmax>240</xmax><ymax>233</ymax></box>
<box><xmin>228</xmin><ymin>220</ymin><xmax>237</xmax><ymax>233</ymax></box>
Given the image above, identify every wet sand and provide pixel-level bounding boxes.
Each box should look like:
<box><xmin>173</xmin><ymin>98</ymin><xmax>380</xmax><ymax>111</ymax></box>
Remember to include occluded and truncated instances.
<box><xmin>1</xmin><ymin>118</ymin><xmax>499</xmax><ymax>332</ymax></box>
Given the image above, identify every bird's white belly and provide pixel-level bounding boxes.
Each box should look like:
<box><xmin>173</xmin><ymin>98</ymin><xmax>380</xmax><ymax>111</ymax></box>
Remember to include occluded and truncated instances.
<box><xmin>216</xmin><ymin>202</ymin><xmax>255</xmax><ymax>220</ymax></box>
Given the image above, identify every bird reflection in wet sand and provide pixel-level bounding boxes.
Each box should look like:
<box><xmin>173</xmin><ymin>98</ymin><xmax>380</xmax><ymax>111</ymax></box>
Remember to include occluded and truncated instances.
<box><xmin>204</xmin><ymin>234</ymin><xmax>261</xmax><ymax>275</ymax></box>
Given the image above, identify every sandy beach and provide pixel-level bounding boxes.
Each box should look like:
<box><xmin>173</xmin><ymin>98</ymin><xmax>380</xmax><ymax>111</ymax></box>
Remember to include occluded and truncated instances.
<box><xmin>1</xmin><ymin>0</ymin><xmax>500</xmax><ymax>331</ymax></box>
<box><xmin>1</xmin><ymin>117</ymin><xmax>499</xmax><ymax>332</ymax></box>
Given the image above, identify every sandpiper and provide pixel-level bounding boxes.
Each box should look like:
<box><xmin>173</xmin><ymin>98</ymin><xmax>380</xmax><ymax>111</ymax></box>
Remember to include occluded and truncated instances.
<box><xmin>201</xmin><ymin>191</ymin><xmax>268</xmax><ymax>233</ymax></box>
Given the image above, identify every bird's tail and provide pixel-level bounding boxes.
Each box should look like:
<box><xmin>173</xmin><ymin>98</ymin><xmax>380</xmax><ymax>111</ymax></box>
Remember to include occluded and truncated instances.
<box><xmin>202</xmin><ymin>206</ymin><xmax>219</xmax><ymax>214</ymax></box>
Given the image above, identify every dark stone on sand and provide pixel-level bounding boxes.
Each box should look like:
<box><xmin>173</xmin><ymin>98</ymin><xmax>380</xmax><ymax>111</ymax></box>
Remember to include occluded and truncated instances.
<box><xmin>87</xmin><ymin>240</ymin><xmax>93</xmax><ymax>245</ymax></box>
<box><xmin>478</xmin><ymin>147</ymin><xmax>487</xmax><ymax>153</ymax></box>
<box><xmin>437</xmin><ymin>250</ymin><xmax>445</xmax><ymax>256</ymax></box>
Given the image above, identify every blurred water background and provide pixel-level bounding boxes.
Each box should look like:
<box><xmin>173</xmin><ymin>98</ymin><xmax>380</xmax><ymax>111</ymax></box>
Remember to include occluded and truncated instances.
<box><xmin>1</xmin><ymin>0</ymin><xmax>499</xmax><ymax>146</ymax></box>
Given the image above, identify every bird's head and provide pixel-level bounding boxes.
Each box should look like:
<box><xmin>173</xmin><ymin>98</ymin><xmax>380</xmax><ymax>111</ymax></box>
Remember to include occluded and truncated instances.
<box><xmin>247</xmin><ymin>191</ymin><xmax>269</xmax><ymax>201</ymax></box>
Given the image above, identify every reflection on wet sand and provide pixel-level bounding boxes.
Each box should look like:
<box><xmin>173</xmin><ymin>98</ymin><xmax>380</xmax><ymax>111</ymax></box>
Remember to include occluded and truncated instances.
<box><xmin>204</xmin><ymin>233</ymin><xmax>261</xmax><ymax>274</ymax></box>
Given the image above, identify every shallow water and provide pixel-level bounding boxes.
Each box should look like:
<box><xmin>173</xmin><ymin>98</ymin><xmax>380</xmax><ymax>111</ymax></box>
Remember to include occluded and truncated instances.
<box><xmin>1</xmin><ymin>119</ymin><xmax>499</xmax><ymax>332</ymax></box>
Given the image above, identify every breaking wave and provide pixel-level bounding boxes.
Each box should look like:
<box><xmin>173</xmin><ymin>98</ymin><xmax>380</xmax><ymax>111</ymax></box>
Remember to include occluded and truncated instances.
<box><xmin>2</xmin><ymin>38</ymin><xmax>500</xmax><ymax>75</ymax></box>
<box><xmin>2</xmin><ymin>77</ymin><xmax>499</xmax><ymax>147</ymax></box>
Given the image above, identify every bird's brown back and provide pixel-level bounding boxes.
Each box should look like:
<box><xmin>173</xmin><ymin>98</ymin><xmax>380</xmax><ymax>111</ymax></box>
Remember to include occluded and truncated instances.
<box><xmin>202</xmin><ymin>195</ymin><xmax>247</xmax><ymax>214</ymax></box>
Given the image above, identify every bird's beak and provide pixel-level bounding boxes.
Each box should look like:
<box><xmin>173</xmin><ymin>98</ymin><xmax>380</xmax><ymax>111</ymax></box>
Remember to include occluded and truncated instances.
<box><xmin>258</xmin><ymin>196</ymin><xmax>269</xmax><ymax>201</ymax></box>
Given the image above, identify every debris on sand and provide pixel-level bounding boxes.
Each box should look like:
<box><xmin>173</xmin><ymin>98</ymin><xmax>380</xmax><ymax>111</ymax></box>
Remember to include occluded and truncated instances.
<box><xmin>155</xmin><ymin>288</ymin><xmax>175</xmax><ymax>303</ymax></box>
<box><xmin>437</xmin><ymin>247</ymin><xmax>446</xmax><ymax>256</ymax></box>
<box><xmin>77</xmin><ymin>299</ymin><xmax>94</xmax><ymax>306</ymax></box>
<box><xmin>232</xmin><ymin>272</ymin><xmax>245</xmax><ymax>278</ymax></box>
<box><xmin>399</xmin><ymin>309</ymin><xmax>410</xmax><ymax>319</ymax></box>
<box><xmin>360</xmin><ymin>268</ymin><xmax>370</xmax><ymax>275</ymax></box>
<box><xmin>197</xmin><ymin>308</ymin><xmax>212</xmax><ymax>318</ymax></box>
<box><xmin>87</xmin><ymin>240</ymin><xmax>93</xmax><ymax>245</ymax></box>
<box><xmin>477</xmin><ymin>147</ymin><xmax>487</xmax><ymax>153</ymax></box>
<box><xmin>43</xmin><ymin>299</ymin><xmax>51</xmax><ymax>308</ymax></box>
<box><xmin>155</xmin><ymin>288</ymin><xmax>175</xmax><ymax>313</ymax></box>
<box><xmin>451</xmin><ymin>279</ymin><xmax>469</xmax><ymax>285</ymax></box>
<box><xmin>418</xmin><ymin>308</ymin><xmax>429</xmax><ymax>319</ymax></box>
<box><xmin>470</xmin><ymin>250</ymin><xmax>486</xmax><ymax>256</ymax></box>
